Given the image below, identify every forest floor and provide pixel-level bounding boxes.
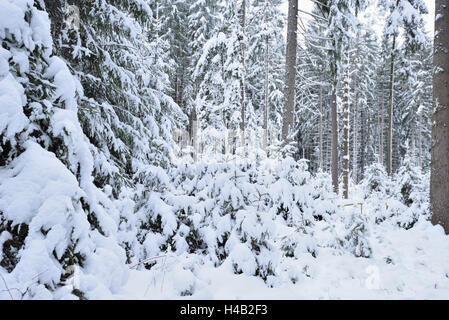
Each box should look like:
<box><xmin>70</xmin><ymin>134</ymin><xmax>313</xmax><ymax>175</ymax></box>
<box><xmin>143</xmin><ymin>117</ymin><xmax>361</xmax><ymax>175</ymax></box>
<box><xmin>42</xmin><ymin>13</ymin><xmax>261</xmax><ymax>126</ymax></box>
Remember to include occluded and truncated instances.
<box><xmin>115</xmin><ymin>188</ymin><xmax>449</xmax><ymax>300</ymax></box>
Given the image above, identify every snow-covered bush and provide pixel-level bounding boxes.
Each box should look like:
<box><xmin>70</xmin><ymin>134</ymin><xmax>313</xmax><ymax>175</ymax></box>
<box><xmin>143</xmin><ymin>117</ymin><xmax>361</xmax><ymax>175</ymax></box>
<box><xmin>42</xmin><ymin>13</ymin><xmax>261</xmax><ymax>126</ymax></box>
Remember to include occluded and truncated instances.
<box><xmin>362</xmin><ymin>162</ymin><xmax>392</xmax><ymax>198</ymax></box>
<box><xmin>169</xmin><ymin>159</ymin><xmax>279</xmax><ymax>281</ymax></box>
<box><xmin>341</xmin><ymin>211</ymin><xmax>372</xmax><ymax>258</ymax></box>
<box><xmin>393</xmin><ymin>153</ymin><xmax>429</xmax><ymax>229</ymax></box>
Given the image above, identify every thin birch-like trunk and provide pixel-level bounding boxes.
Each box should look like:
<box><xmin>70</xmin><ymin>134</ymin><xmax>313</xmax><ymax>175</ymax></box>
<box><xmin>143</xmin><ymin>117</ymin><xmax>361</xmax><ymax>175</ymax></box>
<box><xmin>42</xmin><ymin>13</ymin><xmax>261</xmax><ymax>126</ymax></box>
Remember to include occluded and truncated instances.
<box><xmin>319</xmin><ymin>73</ymin><xmax>323</xmax><ymax>171</ymax></box>
<box><xmin>343</xmin><ymin>48</ymin><xmax>350</xmax><ymax>199</ymax></box>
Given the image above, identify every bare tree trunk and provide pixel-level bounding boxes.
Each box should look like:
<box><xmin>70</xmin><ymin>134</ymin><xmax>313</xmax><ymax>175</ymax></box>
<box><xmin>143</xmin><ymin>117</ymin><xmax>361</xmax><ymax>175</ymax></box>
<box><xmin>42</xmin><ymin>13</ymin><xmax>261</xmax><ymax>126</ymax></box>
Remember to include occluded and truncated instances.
<box><xmin>323</xmin><ymin>109</ymin><xmax>328</xmax><ymax>172</ymax></box>
<box><xmin>387</xmin><ymin>33</ymin><xmax>396</xmax><ymax>176</ymax></box>
<box><xmin>179</xmin><ymin>63</ymin><xmax>185</xmax><ymax>109</ymax></box>
<box><xmin>418</xmin><ymin>111</ymin><xmax>422</xmax><ymax>168</ymax></box>
<box><xmin>343</xmin><ymin>48</ymin><xmax>350</xmax><ymax>199</ymax></box>
<box><xmin>353</xmin><ymin>91</ymin><xmax>359</xmax><ymax>183</ymax></box>
<box><xmin>376</xmin><ymin>104</ymin><xmax>379</xmax><ymax>161</ymax></box>
<box><xmin>189</xmin><ymin>107</ymin><xmax>198</xmax><ymax>162</ymax></box>
<box><xmin>319</xmin><ymin>73</ymin><xmax>323</xmax><ymax>171</ymax></box>
<box><xmin>239</xmin><ymin>0</ymin><xmax>246</xmax><ymax>148</ymax></box>
<box><xmin>380</xmin><ymin>88</ymin><xmax>385</xmax><ymax>165</ymax></box>
<box><xmin>331</xmin><ymin>87</ymin><xmax>338</xmax><ymax>194</ymax></box>
<box><xmin>263</xmin><ymin>35</ymin><xmax>269</xmax><ymax>154</ymax></box>
<box><xmin>431</xmin><ymin>0</ymin><xmax>449</xmax><ymax>234</ymax></box>
<box><xmin>282</xmin><ymin>0</ymin><xmax>298</xmax><ymax>146</ymax></box>
<box><xmin>352</xmin><ymin>6</ymin><xmax>359</xmax><ymax>183</ymax></box>
<box><xmin>360</xmin><ymin>108</ymin><xmax>366</xmax><ymax>179</ymax></box>
<box><xmin>411</xmin><ymin>120</ymin><xmax>416</xmax><ymax>161</ymax></box>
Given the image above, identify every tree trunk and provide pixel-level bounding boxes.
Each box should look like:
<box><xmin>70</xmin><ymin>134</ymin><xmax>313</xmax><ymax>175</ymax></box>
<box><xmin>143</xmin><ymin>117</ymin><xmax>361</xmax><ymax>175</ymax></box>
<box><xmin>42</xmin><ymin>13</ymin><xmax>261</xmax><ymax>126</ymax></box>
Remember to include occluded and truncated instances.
<box><xmin>178</xmin><ymin>63</ymin><xmax>185</xmax><ymax>109</ymax></box>
<box><xmin>360</xmin><ymin>108</ymin><xmax>365</xmax><ymax>179</ymax></box>
<box><xmin>380</xmin><ymin>87</ymin><xmax>385</xmax><ymax>165</ymax></box>
<box><xmin>319</xmin><ymin>73</ymin><xmax>323</xmax><ymax>171</ymax></box>
<box><xmin>430</xmin><ymin>0</ymin><xmax>449</xmax><ymax>234</ymax></box>
<box><xmin>239</xmin><ymin>0</ymin><xmax>246</xmax><ymax>148</ymax></box>
<box><xmin>343</xmin><ymin>48</ymin><xmax>350</xmax><ymax>199</ymax></box>
<box><xmin>189</xmin><ymin>107</ymin><xmax>198</xmax><ymax>162</ymax></box>
<box><xmin>263</xmin><ymin>35</ymin><xmax>269</xmax><ymax>154</ymax></box>
<box><xmin>352</xmin><ymin>4</ymin><xmax>360</xmax><ymax>183</ymax></box>
<box><xmin>282</xmin><ymin>0</ymin><xmax>298</xmax><ymax>146</ymax></box>
<box><xmin>387</xmin><ymin>34</ymin><xmax>396</xmax><ymax>176</ymax></box>
<box><xmin>411</xmin><ymin>120</ymin><xmax>416</xmax><ymax>161</ymax></box>
<box><xmin>353</xmin><ymin>91</ymin><xmax>359</xmax><ymax>183</ymax></box>
<box><xmin>418</xmin><ymin>111</ymin><xmax>422</xmax><ymax>168</ymax></box>
<box><xmin>331</xmin><ymin>87</ymin><xmax>338</xmax><ymax>194</ymax></box>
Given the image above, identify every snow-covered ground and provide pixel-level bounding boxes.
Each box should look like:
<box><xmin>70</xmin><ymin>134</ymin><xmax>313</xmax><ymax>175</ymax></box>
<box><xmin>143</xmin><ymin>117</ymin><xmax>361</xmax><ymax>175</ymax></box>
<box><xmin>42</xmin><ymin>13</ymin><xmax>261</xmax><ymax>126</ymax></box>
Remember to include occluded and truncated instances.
<box><xmin>118</xmin><ymin>225</ymin><xmax>449</xmax><ymax>300</ymax></box>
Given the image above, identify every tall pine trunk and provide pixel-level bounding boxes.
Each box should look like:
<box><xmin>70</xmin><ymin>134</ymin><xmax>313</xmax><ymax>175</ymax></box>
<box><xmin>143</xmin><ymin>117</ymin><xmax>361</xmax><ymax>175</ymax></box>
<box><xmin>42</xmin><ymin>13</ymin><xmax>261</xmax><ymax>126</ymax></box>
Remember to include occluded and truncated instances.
<box><xmin>360</xmin><ymin>108</ymin><xmax>366</xmax><ymax>178</ymax></box>
<box><xmin>418</xmin><ymin>111</ymin><xmax>423</xmax><ymax>168</ymax></box>
<box><xmin>343</xmin><ymin>48</ymin><xmax>350</xmax><ymax>199</ymax></box>
<box><xmin>353</xmin><ymin>91</ymin><xmax>359</xmax><ymax>183</ymax></box>
<box><xmin>380</xmin><ymin>87</ymin><xmax>385</xmax><ymax>164</ymax></box>
<box><xmin>387</xmin><ymin>34</ymin><xmax>396</xmax><ymax>176</ymax></box>
<box><xmin>282</xmin><ymin>0</ymin><xmax>298</xmax><ymax>147</ymax></box>
<box><xmin>319</xmin><ymin>73</ymin><xmax>323</xmax><ymax>171</ymax></box>
<box><xmin>264</xmin><ymin>35</ymin><xmax>269</xmax><ymax>154</ymax></box>
<box><xmin>430</xmin><ymin>0</ymin><xmax>449</xmax><ymax>234</ymax></box>
<box><xmin>239</xmin><ymin>0</ymin><xmax>246</xmax><ymax>148</ymax></box>
<box><xmin>331</xmin><ymin>87</ymin><xmax>338</xmax><ymax>194</ymax></box>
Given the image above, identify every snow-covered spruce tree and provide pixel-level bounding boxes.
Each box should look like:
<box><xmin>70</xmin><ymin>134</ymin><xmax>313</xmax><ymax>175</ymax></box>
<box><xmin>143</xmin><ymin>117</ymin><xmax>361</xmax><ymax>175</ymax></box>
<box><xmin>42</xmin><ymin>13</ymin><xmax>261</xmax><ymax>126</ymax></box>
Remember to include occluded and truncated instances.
<box><xmin>380</xmin><ymin>0</ymin><xmax>428</xmax><ymax>175</ymax></box>
<box><xmin>269</xmin><ymin>158</ymin><xmax>313</xmax><ymax>227</ymax></box>
<box><xmin>204</xmin><ymin>160</ymin><xmax>277</xmax><ymax>281</ymax></box>
<box><xmin>0</xmin><ymin>0</ymin><xmax>128</xmax><ymax>299</ymax></box>
<box><xmin>193</xmin><ymin>1</ymin><xmax>247</xmax><ymax>157</ymax></box>
<box><xmin>349</xmin><ymin>17</ymin><xmax>378</xmax><ymax>182</ymax></box>
<box><xmin>341</xmin><ymin>210</ymin><xmax>372</xmax><ymax>258</ymax></box>
<box><xmin>393</xmin><ymin>33</ymin><xmax>433</xmax><ymax>171</ymax></box>
<box><xmin>48</xmin><ymin>0</ymin><xmax>184</xmax><ymax>191</ymax></box>
<box><xmin>295</xmin><ymin>4</ymin><xmax>334</xmax><ymax>172</ymax></box>
<box><xmin>157</xmin><ymin>0</ymin><xmax>191</xmax><ymax>110</ymax></box>
<box><xmin>245</xmin><ymin>0</ymin><xmax>285</xmax><ymax>156</ymax></box>
<box><xmin>193</xmin><ymin>28</ymin><xmax>229</xmax><ymax>156</ymax></box>
<box><xmin>393</xmin><ymin>147</ymin><xmax>429</xmax><ymax>228</ymax></box>
<box><xmin>44</xmin><ymin>0</ymin><xmax>186</xmax><ymax>263</ymax></box>
<box><xmin>185</xmin><ymin>0</ymin><xmax>220</xmax><ymax>158</ymax></box>
<box><xmin>167</xmin><ymin>159</ymin><xmax>279</xmax><ymax>282</ymax></box>
<box><xmin>362</xmin><ymin>162</ymin><xmax>392</xmax><ymax>197</ymax></box>
<box><xmin>317</xmin><ymin>0</ymin><xmax>359</xmax><ymax>193</ymax></box>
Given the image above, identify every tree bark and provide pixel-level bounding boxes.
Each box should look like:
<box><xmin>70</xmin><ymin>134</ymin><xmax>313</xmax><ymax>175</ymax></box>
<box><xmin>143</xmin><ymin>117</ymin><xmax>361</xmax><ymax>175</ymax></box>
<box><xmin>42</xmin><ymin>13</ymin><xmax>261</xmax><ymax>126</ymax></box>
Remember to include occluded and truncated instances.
<box><xmin>331</xmin><ymin>87</ymin><xmax>338</xmax><ymax>194</ymax></box>
<box><xmin>387</xmin><ymin>34</ymin><xmax>396</xmax><ymax>176</ymax></box>
<box><xmin>430</xmin><ymin>0</ymin><xmax>449</xmax><ymax>234</ymax></box>
<box><xmin>189</xmin><ymin>107</ymin><xmax>198</xmax><ymax>162</ymax></box>
<box><xmin>282</xmin><ymin>0</ymin><xmax>298</xmax><ymax>146</ymax></box>
<box><xmin>263</xmin><ymin>35</ymin><xmax>269</xmax><ymax>154</ymax></box>
<box><xmin>239</xmin><ymin>0</ymin><xmax>246</xmax><ymax>148</ymax></box>
<box><xmin>418</xmin><ymin>110</ymin><xmax>422</xmax><ymax>168</ymax></box>
<box><xmin>360</xmin><ymin>108</ymin><xmax>365</xmax><ymax>179</ymax></box>
<box><xmin>353</xmin><ymin>90</ymin><xmax>359</xmax><ymax>183</ymax></box>
<box><xmin>319</xmin><ymin>72</ymin><xmax>323</xmax><ymax>171</ymax></box>
<box><xmin>380</xmin><ymin>87</ymin><xmax>385</xmax><ymax>164</ymax></box>
<box><xmin>343</xmin><ymin>48</ymin><xmax>350</xmax><ymax>199</ymax></box>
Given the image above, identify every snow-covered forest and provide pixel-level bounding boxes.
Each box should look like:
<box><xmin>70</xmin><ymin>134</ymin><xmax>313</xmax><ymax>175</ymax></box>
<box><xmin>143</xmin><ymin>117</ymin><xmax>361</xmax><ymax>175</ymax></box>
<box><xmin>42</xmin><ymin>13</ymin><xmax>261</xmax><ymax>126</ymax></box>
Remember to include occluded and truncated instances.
<box><xmin>0</xmin><ymin>0</ymin><xmax>448</xmax><ymax>300</ymax></box>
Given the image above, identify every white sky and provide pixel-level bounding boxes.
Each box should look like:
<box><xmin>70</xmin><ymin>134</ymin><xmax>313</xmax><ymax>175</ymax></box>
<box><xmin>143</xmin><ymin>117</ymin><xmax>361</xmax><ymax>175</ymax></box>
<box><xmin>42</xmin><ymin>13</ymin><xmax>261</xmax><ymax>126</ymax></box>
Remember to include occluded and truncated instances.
<box><xmin>280</xmin><ymin>0</ymin><xmax>436</xmax><ymax>39</ymax></box>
